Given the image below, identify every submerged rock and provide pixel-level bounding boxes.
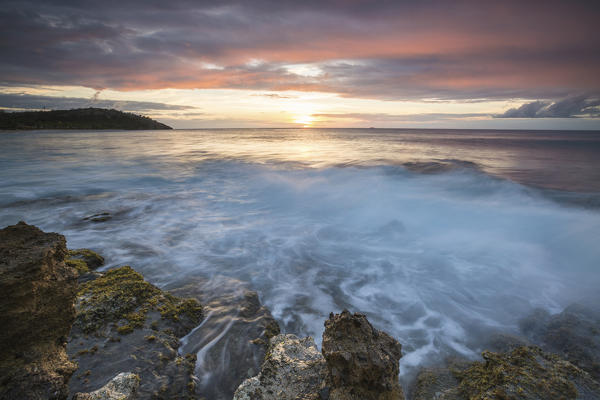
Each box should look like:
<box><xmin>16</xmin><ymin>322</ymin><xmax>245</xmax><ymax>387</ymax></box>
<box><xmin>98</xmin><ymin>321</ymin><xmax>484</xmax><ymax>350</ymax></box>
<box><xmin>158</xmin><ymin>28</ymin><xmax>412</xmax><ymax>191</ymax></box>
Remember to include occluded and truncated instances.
<box><xmin>0</xmin><ymin>221</ymin><xmax>78</xmax><ymax>400</ymax></box>
<box><xmin>168</xmin><ymin>275</ymin><xmax>281</xmax><ymax>400</ymax></box>
<box><xmin>456</xmin><ymin>346</ymin><xmax>600</xmax><ymax>400</ymax></box>
<box><xmin>412</xmin><ymin>346</ymin><xmax>600</xmax><ymax>400</ymax></box>
<box><xmin>520</xmin><ymin>304</ymin><xmax>600</xmax><ymax>381</ymax></box>
<box><xmin>322</xmin><ymin>310</ymin><xmax>404</xmax><ymax>400</ymax></box>
<box><xmin>73</xmin><ymin>372</ymin><xmax>140</xmax><ymax>400</ymax></box>
<box><xmin>234</xmin><ymin>334</ymin><xmax>327</xmax><ymax>400</ymax></box>
<box><xmin>68</xmin><ymin>266</ymin><xmax>202</xmax><ymax>399</ymax></box>
<box><xmin>67</xmin><ymin>248</ymin><xmax>105</xmax><ymax>271</ymax></box>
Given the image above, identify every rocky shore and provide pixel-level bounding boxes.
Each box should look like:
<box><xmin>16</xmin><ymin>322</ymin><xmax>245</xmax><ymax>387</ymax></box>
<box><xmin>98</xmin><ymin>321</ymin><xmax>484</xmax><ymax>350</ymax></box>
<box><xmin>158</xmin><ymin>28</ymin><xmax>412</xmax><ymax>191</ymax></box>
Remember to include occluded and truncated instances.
<box><xmin>1</xmin><ymin>221</ymin><xmax>600</xmax><ymax>399</ymax></box>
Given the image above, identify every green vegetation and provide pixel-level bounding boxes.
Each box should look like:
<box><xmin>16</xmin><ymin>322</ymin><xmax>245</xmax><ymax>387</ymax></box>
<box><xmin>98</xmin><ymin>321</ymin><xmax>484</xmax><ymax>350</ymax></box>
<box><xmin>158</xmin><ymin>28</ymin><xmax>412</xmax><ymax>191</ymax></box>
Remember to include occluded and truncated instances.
<box><xmin>454</xmin><ymin>346</ymin><xmax>581</xmax><ymax>399</ymax></box>
<box><xmin>75</xmin><ymin>266</ymin><xmax>202</xmax><ymax>335</ymax></box>
<box><xmin>65</xmin><ymin>257</ymin><xmax>89</xmax><ymax>274</ymax></box>
<box><xmin>0</xmin><ymin>108</ymin><xmax>172</xmax><ymax>130</ymax></box>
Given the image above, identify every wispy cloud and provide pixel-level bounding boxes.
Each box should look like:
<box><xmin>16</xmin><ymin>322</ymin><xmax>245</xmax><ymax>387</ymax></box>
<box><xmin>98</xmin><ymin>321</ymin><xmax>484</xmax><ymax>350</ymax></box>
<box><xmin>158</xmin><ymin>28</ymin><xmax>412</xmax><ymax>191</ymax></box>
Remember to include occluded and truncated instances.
<box><xmin>0</xmin><ymin>93</ymin><xmax>195</xmax><ymax>112</ymax></box>
<box><xmin>1</xmin><ymin>1</ymin><xmax>598</xmax><ymax>101</ymax></box>
<box><xmin>496</xmin><ymin>95</ymin><xmax>600</xmax><ymax>118</ymax></box>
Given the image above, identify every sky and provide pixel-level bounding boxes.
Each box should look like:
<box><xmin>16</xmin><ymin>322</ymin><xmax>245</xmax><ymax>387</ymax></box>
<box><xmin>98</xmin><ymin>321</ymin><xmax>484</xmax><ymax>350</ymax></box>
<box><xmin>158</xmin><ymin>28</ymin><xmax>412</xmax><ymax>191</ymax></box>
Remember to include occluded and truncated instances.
<box><xmin>1</xmin><ymin>0</ymin><xmax>599</xmax><ymax>129</ymax></box>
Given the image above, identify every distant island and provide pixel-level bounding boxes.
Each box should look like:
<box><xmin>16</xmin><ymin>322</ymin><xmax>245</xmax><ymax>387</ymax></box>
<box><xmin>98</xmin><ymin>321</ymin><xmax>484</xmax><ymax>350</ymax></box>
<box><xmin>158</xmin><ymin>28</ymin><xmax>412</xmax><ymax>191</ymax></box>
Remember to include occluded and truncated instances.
<box><xmin>0</xmin><ymin>108</ymin><xmax>172</xmax><ymax>130</ymax></box>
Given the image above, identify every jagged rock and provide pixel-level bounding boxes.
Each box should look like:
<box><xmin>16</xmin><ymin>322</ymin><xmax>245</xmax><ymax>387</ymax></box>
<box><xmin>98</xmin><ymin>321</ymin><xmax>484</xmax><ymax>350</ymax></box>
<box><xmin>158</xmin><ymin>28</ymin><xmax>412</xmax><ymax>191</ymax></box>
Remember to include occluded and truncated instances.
<box><xmin>67</xmin><ymin>248</ymin><xmax>105</xmax><ymax>271</ymax></box>
<box><xmin>167</xmin><ymin>275</ymin><xmax>280</xmax><ymax>400</ymax></box>
<box><xmin>411</xmin><ymin>366</ymin><xmax>462</xmax><ymax>400</ymax></box>
<box><xmin>322</xmin><ymin>310</ymin><xmax>404</xmax><ymax>400</ymax></box>
<box><xmin>412</xmin><ymin>346</ymin><xmax>600</xmax><ymax>400</ymax></box>
<box><xmin>68</xmin><ymin>266</ymin><xmax>202</xmax><ymax>399</ymax></box>
<box><xmin>455</xmin><ymin>346</ymin><xmax>600</xmax><ymax>400</ymax></box>
<box><xmin>233</xmin><ymin>334</ymin><xmax>327</xmax><ymax>400</ymax></box>
<box><xmin>520</xmin><ymin>304</ymin><xmax>600</xmax><ymax>381</ymax></box>
<box><xmin>0</xmin><ymin>221</ymin><xmax>78</xmax><ymax>400</ymax></box>
<box><xmin>73</xmin><ymin>372</ymin><xmax>140</xmax><ymax>400</ymax></box>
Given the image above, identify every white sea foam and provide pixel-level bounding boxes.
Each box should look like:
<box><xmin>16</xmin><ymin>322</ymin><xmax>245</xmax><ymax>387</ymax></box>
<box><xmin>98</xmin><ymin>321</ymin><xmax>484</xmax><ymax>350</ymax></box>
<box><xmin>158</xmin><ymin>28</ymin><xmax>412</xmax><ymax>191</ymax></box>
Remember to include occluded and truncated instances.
<box><xmin>1</xmin><ymin>129</ymin><xmax>599</xmax><ymax>383</ymax></box>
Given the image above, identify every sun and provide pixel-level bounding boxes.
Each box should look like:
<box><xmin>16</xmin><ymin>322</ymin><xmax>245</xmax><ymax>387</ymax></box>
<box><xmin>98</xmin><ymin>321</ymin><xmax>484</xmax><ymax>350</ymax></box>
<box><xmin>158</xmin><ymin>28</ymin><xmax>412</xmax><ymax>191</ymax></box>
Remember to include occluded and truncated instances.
<box><xmin>293</xmin><ymin>115</ymin><xmax>315</xmax><ymax>127</ymax></box>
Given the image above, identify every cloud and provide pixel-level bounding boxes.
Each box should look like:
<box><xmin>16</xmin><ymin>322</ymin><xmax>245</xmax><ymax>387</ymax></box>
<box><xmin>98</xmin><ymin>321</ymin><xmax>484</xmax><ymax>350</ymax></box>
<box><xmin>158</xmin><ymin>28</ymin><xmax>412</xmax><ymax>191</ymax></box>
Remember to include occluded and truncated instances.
<box><xmin>314</xmin><ymin>112</ymin><xmax>489</xmax><ymax>123</ymax></box>
<box><xmin>0</xmin><ymin>1</ymin><xmax>599</xmax><ymax>101</ymax></box>
<box><xmin>0</xmin><ymin>93</ymin><xmax>195</xmax><ymax>112</ymax></box>
<box><xmin>497</xmin><ymin>95</ymin><xmax>600</xmax><ymax>118</ymax></box>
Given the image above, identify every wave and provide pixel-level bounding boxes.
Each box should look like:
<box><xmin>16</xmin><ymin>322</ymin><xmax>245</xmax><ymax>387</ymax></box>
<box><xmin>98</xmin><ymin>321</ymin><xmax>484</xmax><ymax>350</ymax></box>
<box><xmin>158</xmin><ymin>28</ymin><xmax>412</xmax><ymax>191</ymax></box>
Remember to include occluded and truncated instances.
<box><xmin>2</xmin><ymin>160</ymin><xmax>599</xmax><ymax>383</ymax></box>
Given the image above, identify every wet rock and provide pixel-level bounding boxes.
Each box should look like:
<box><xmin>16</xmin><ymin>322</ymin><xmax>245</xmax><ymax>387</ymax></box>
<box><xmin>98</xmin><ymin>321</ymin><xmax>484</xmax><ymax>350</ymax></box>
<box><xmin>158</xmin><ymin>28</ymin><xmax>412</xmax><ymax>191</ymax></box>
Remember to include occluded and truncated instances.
<box><xmin>0</xmin><ymin>221</ymin><xmax>78</xmax><ymax>400</ymax></box>
<box><xmin>322</xmin><ymin>310</ymin><xmax>404</xmax><ymax>400</ymax></box>
<box><xmin>233</xmin><ymin>334</ymin><xmax>327</xmax><ymax>400</ymax></box>
<box><xmin>411</xmin><ymin>366</ymin><xmax>462</xmax><ymax>400</ymax></box>
<box><xmin>73</xmin><ymin>372</ymin><xmax>140</xmax><ymax>400</ymax></box>
<box><xmin>83</xmin><ymin>213</ymin><xmax>112</xmax><ymax>223</ymax></box>
<box><xmin>168</xmin><ymin>275</ymin><xmax>281</xmax><ymax>400</ymax></box>
<box><xmin>68</xmin><ymin>266</ymin><xmax>202</xmax><ymax>399</ymax></box>
<box><xmin>412</xmin><ymin>346</ymin><xmax>600</xmax><ymax>400</ymax></box>
<box><xmin>520</xmin><ymin>304</ymin><xmax>600</xmax><ymax>381</ymax></box>
<box><xmin>67</xmin><ymin>248</ymin><xmax>105</xmax><ymax>271</ymax></box>
<box><xmin>455</xmin><ymin>346</ymin><xmax>600</xmax><ymax>400</ymax></box>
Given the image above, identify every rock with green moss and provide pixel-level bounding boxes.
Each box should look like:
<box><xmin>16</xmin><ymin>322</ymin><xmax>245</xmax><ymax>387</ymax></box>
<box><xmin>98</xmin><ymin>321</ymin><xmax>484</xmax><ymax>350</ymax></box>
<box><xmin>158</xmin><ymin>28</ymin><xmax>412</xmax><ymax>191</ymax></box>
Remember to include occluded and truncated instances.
<box><xmin>0</xmin><ymin>222</ymin><xmax>78</xmax><ymax>400</ymax></box>
<box><xmin>68</xmin><ymin>266</ymin><xmax>202</xmax><ymax>399</ymax></box>
<box><xmin>75</xmin><ymin>266</ymin><xmax>201</xmax><ymax>336</ymax></box>
<box><xmin>67</xmin><ymin>249</ymin><xmax>104</xmax><ymax>270</ymax></box>
<box><xmin>520</xmin><ymin>304</ymin><xmax>600</xmax><ymax>381</ymax></box>
<box><xmin>455</xmin><ymin>346</ymin><xmax>600</xmax><ymax>400</ymax></box>
<box><xmin>413</xmin><ymin>346</ymin><xmax>600</xmax><ymax>400</ymax></box>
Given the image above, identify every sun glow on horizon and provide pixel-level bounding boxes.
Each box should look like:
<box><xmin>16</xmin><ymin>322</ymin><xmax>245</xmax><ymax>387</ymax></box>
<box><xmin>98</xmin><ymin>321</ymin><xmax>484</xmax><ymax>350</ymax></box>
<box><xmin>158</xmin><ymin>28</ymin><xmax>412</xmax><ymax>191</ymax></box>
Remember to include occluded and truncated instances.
<box><xmin>293</xmin><ymin>114</ymin><xmax>316</xmax><ymax>127</ymax></box>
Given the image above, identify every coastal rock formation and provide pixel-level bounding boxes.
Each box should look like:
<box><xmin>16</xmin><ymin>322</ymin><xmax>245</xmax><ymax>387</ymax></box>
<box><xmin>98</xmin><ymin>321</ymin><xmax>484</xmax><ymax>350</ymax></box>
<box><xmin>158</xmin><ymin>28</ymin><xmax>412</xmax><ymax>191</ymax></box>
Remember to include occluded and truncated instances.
<box><xmin>0</xmin><ymin>221</ymin><xmax>78</xmax><ymax>399</ymax></box>
<box><xmin>520</xmin><ymin>304</ymin><xmax>600</xmax><ymax>381</ymax></box>
<box><xmin>234</xmin><ymin>310</ymin><xmax>405</xmax><ymax>400</ymax></box>
<box><xmin>68</xmin><ymin>266</ymin><xmax>202</xmax><ymax>399</ymax></box>
<box><xmin>168</xmin><ymin>275</ymin><xmax>281</xmax><ymax>399</ymax></box>
<box><xmin>322</xmin><ymin>310</ymin><xmax>404</xmax><ymax>400</ymax></box>
<box><xmin>73</xmin><ymin>372</ymin><xmax>140</xmax><ymax>400</ymax></box>
<box><xmin>234</xmin><ymin>334</ymin><xmax>327</xmax><ymax>400</ymax></box>
<box><xmin>412</xmin><ymin>346</ymin><xmax>600</xmax><ymax>400</ymax></box>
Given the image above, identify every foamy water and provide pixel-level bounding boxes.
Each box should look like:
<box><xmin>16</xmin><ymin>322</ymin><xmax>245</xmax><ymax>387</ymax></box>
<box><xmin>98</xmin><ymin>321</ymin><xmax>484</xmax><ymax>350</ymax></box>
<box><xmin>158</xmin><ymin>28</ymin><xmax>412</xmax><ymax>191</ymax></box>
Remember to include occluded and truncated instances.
<box><xmin>1</xmin><ymin>128</ymin><xmax>599</xmax><ymax>383</ymax></box>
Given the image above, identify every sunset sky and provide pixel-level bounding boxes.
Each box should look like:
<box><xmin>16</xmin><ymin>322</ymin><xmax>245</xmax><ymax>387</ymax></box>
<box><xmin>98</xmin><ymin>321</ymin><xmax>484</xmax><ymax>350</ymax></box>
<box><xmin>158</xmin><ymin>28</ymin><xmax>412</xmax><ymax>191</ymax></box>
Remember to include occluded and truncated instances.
<box><xmin>1</xmin><ymin>0</ymin><xmax>599</xmax><ymax>129</ymax></box>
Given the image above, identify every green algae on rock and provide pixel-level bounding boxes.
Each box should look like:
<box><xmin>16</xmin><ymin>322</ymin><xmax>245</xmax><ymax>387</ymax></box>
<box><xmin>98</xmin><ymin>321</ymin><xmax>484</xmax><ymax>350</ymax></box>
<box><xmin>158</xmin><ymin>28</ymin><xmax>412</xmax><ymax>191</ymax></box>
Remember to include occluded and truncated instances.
<box><xmin>520</xmin><ymin>304</ymin><xmax>600</xmax><ymax>382</ymax></box>
<box><xmin>67</xmin><ymin>249</ymin><xmax>105</xmax><ymax>270</ymax></box>
<box><xmin>75</xmin><ymin>266</ymin><xmax>202</xmax><ymax>335</ymax></box>
<box><xmin>69</xmin><ymin>265</ymin><xmax>203</xmax><ymax>399</ymax></box>
<box><xmin>455</xmin><ymin>346</ymin><xmax>600</xmax><ymax>400</ymax></box>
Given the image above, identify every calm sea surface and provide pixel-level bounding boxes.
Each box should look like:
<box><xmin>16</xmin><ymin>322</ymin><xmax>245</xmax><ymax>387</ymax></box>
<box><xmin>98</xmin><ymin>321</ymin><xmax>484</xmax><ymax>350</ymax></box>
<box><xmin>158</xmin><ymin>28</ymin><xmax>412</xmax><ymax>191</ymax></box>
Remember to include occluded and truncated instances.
<box><xmin>1</xmin><ymin>128</ymin><xmax>599</xmax><ymax>382</ymax></box>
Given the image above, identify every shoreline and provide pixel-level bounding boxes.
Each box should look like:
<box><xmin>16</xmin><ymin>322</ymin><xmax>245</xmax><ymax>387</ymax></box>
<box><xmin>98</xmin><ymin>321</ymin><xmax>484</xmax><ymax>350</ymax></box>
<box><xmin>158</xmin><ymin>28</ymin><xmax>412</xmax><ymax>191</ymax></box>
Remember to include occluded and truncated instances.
<box><xmin>1</xmin><ymin>222</ymin><xmax>599</xmax><ymax>399</ymax></box>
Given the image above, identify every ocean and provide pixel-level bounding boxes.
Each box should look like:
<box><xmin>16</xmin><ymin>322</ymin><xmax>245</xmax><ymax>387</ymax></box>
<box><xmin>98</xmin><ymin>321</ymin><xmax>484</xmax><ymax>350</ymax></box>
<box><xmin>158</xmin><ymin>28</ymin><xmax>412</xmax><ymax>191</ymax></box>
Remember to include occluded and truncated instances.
<box><xmin>1</xmin><ymin>128</ymin><xmax>599</xmax><ymax>383</ymax></box>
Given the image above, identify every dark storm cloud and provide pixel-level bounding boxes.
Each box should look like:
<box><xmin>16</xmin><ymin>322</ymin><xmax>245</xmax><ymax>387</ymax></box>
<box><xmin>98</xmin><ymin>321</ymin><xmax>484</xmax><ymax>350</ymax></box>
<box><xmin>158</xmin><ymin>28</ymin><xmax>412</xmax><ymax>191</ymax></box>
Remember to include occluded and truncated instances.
<box><xmin>1</xmin><ymin>0</ymin><xmax>599</xmax><ymax>100</ymax></box>
<box><xmin>0</xmin><ymin>93</ymin><xmax>194</xmax><ymax>112</ymax></box>
<box><xmin>497</xmin><ymin>95</ymin><xmax>600</xmax><ymax>118</ymax></box>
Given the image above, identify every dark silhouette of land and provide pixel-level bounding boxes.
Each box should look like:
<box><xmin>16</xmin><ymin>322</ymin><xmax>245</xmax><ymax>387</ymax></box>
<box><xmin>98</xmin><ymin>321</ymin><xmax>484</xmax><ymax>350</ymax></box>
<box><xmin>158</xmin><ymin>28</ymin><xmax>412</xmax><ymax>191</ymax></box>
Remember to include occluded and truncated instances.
<box><xmin>0</xmin><ymin>108</ymin><xmax>172</xmax><ymax>130</ymax></box>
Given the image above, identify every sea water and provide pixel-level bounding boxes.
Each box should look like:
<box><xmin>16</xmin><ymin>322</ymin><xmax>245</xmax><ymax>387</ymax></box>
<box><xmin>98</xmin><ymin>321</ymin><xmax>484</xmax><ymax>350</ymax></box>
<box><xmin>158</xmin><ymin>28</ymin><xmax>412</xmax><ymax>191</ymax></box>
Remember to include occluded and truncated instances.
<box><xmin>1</xmin><ymin>128</ymin><xmax>599</xmax><ymax>382</ymax></box>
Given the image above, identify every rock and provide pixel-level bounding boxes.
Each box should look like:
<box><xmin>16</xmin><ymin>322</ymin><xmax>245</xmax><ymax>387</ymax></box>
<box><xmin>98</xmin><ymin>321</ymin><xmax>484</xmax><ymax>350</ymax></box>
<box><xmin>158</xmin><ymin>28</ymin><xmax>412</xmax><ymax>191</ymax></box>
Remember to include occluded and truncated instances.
<box><xmin>520</xmin><ymin>304</ymin><xmax>600</xmax><ymax>381</ymax></box>
<box><xmin>167</xmin><ymin>275</ymin><xmax>281</xmax><ymax>400</ymax></box>
<box><xmin>321</xmin><ymin>310</ymin><xmax>404</xmax><ymax>400</ymax></box>
<box><xmin>68</xmin><ymin>266</ymin><xmax>202</xmax><ymax>399</ymax></box>
<box><xmin>455</xmin><ymin>346</ymin><xmax>600</xmax><ymax>400</ymax></box>
<box><xmin>67</xmin><ymin>248</ymin><xmax>105</xmax><ymax>271</ymax></box>
<box><xmin>83</xmin><ymin>213</ymin><xmax>112</xmax><ymax>223</ymax></box>
<box><xmin>0</xmin><ymin>221</ymin><xmax>78</xmax><ymax>400</ymax></box>
<box><xmin>411</xmin><ymin>366</ymin><xmax>462</xmax><ymax>400</ymax></box>
<box><xmin>233</xmin><ymin>334</ymin><xmax>327</xmax><ymax>400</ymax></box>
<box><xmin>73</xmin><ymin>372</ymin><xmax>140</xmax><ymax>400</ymax></box>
